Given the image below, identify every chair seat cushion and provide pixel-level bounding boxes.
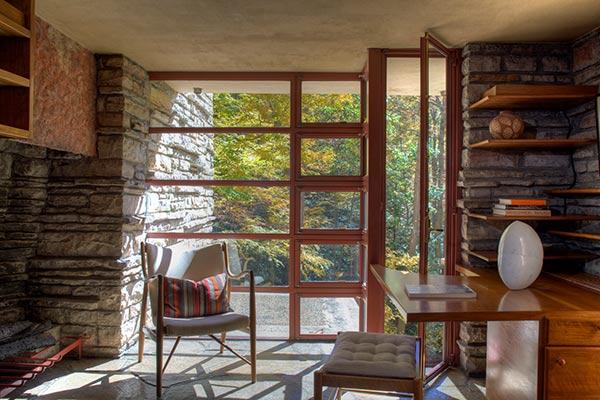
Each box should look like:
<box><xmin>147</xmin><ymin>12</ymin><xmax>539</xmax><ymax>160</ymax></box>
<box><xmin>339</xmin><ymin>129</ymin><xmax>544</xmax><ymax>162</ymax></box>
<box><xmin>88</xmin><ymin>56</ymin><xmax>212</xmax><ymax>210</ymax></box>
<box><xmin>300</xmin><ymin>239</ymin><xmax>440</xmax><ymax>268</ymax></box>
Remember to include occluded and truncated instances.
<box><xmin>163</xmin><ymin>312</ymin><xmax>249</xmax><ymax>336</ymax></box>
<box><xmin>322</xmin><ymin>331</ymin><xmax>417</xmax><ymax>379</ymax></box>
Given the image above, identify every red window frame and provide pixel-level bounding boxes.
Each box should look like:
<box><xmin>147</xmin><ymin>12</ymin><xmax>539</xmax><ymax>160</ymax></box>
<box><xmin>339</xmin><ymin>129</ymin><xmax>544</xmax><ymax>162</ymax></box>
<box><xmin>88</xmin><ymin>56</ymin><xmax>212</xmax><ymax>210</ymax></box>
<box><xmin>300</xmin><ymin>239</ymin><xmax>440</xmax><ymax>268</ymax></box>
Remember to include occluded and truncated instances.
<box><xmin>146</xmin><ymin>71</ymin><xmax>367</xmax><ymax>340</ymax></box>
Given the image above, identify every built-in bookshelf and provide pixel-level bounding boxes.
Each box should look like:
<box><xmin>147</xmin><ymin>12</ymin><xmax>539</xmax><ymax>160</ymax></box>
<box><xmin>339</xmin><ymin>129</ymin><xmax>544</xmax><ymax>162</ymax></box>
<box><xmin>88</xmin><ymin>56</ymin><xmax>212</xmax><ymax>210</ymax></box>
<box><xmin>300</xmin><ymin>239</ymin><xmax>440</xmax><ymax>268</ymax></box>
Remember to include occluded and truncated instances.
<box><xmin>0</xmin><ymin>0</ymin><xmax>34</xmax><ymax>139</ymax></box>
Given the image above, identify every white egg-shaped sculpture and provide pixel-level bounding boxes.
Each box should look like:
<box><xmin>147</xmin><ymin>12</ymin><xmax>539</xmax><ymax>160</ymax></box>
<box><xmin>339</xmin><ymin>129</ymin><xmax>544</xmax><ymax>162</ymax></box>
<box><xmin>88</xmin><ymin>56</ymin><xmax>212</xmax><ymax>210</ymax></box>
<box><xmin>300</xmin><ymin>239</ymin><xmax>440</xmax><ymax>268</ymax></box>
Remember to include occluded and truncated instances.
<box><xmin>497</xmin><ymin>221</ymin><xmax>544</xmax><ymax>290</ymax></box>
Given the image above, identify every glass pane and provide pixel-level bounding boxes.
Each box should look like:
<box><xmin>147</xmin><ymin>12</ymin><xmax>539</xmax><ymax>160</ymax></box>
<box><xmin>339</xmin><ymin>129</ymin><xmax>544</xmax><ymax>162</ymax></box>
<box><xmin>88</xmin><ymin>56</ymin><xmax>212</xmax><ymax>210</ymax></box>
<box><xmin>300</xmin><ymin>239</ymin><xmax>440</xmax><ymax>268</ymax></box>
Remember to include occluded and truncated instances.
<box><xmin>145</xmin><ymin>186</ymin><xmax>289</xmax><ymax>234</ymax></box>
<box><xmin>300</xmin><ymin>297</ymin><xmax>359</xmax><ymax>335</ymax></box>
<box><xmin>301</xmin><ymin>191</ymin><xmax>361</xmax><ymax>230</ymax></box>
<box><xmin>384</xmin><ymin>57</ymin><xmax>420</xmax><ymax>273</ymax></box>
<box><xmin>151</xmin><ymin>80</ymin><xmax>290</xmax><ymax>128</ymax></box>
<box><xmin>301</xmin><ymin>81</ymin><xmax>361</xmax><ymax>123</ymax></box>
<box><xmin>301</xmin><ymin>137</ymin><xmax>361</xmax><ymax>176</ymax></box>
<box><xmin>224</xmin><ymin>239</ymin><xmax>290</xmax><ymax>286</ymax></box>
<box><xmin>147</xmin><ymin>133</ymin><xmax>289</xmax><ymax>180</ymax></box>
<box><xmin>230</xmin><ymin>292</ymin><xmax>289</xmax><ymax>338</ymax></box>
<box><xmin>427</xmin><ymin>51</ymin><xmax>447</xmax><ymax>275</ymax></box>
<box><xmin>300</xmin><ymin>243</ymin><xmax>360</xmax><ymax>282</ymax></box>
<box><xmin>426</xmin><ymin>322</ymin><xmax>444</xmax><ymax>370</ymax></box>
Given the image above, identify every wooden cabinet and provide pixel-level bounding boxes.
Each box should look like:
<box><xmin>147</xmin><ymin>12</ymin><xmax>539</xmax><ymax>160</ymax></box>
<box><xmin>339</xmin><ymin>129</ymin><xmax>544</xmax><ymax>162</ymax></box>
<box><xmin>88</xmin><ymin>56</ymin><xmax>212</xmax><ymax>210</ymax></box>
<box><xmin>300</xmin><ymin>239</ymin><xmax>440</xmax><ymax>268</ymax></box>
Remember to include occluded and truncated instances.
<box><xmin>545</xmin><ymin>347</ymin><xmax>600</xmax><ymax>400</ymax></box>
<box><xmin>547</xmin><ymin>318</ymin><xmax>600</xmax><ymax>346</ymax></box>
<box><xmin>0</xmin><ymin>0</ymin><xmax>34</xmax><ymax>139</ymax></box>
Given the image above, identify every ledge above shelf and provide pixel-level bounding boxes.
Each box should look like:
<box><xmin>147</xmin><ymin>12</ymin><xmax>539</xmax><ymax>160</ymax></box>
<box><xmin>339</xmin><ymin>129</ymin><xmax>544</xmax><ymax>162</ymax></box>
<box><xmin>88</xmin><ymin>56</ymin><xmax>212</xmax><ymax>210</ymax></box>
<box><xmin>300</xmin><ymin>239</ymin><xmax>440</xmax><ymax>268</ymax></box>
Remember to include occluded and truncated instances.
<box><xmin>0</xmin><ymin>11</ymin><xmax>29</xmax><ymax>37</ymax></box>
<box><xmin>0</xmin><ymin>68</ymin><xmax>29</xmax><ymax>87</ymax></box>
<box><xmin>546</xmin><ymin>188</ymin><xmax>600</xmax><ymax>196</ymax></box>
<box><xmin>469</xmin><ymin>84</ymin><xmax>598</xmax><ymax>109</ymax></box>
<box><xmin>464</xmin><ymin>248</ymin><xmax>597</xmax><ymax>263</ymax></box>
<box><xmin>469</xmin><ymin>138</ymin><xmax>596</xmax><ymax>150</ymax></box>
<box><xmin>549</xmin><ymin>230</ymin><xmax>600</xmax><ymax>241</ymax></box>
<box><xmin>465</xmin><ymin>211</ymin><xmax>600</xmax><ymax>222</ymax></box>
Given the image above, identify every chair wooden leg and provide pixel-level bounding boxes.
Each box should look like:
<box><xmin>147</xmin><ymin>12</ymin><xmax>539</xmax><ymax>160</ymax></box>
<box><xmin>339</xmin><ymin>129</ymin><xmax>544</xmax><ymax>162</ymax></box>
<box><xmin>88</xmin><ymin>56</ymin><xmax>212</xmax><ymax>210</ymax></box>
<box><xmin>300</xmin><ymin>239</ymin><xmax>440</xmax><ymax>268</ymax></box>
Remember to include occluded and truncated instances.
<box><xmin>250</xmin><ymin>325</ymin><xmax>257</xmax><ymax>383</ymax></box>
<box><xmin>220</xmin><ymin>332</ymin><xmax>226</xmax><ymax>354</ymax></box>
<box><xmin>314</xmin><ymin>371</ymin><xmax>323</xmax><ymax>400</ymax></box>
<box><xmin>156</xmin><ymin>332</ymin><xmax>163</xmax><ymax>398</ymax></box>
<box><xmin>414</xmin><ymin>379</ymin><xmax>424</xmax><ymax>400</ymax></box>
<box><xmin>138</xmin><ymin>282</ymin><xmax>148</xmax><ymax>363</ymax></box>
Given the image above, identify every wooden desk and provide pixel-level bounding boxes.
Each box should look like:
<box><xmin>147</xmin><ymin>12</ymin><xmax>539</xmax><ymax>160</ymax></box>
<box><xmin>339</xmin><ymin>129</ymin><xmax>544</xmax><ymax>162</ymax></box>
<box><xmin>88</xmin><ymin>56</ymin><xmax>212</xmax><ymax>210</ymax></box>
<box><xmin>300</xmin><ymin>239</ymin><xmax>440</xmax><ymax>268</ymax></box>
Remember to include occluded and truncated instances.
<box><xmin>370</xmin><ymin>264</ymin><xmax>600</xmax><ymax>400</ymax></box>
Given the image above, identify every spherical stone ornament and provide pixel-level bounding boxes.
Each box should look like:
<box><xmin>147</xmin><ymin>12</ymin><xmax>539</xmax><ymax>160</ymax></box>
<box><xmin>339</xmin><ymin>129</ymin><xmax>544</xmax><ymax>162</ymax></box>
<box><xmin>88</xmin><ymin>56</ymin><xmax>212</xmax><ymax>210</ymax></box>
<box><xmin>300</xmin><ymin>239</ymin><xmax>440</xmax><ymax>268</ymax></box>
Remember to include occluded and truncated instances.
<box><xmin>497</xmin><ymin>221</ymin><xmax>544</xmax><ymax>290</ymax></box>
<box><xmin>489</xmin><ymin>111</ymin><xmax>525</xmax><ymax>139</ymax></box>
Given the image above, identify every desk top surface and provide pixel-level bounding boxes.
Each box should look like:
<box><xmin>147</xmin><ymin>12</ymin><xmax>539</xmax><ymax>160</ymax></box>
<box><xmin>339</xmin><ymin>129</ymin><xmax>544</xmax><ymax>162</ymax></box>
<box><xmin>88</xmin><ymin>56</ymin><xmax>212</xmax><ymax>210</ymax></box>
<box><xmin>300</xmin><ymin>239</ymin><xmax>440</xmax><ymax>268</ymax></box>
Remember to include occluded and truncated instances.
<box><xmin>370</xmin><ymin>264</ymin><xmax>600</xmax><ymax>322</ymax></box>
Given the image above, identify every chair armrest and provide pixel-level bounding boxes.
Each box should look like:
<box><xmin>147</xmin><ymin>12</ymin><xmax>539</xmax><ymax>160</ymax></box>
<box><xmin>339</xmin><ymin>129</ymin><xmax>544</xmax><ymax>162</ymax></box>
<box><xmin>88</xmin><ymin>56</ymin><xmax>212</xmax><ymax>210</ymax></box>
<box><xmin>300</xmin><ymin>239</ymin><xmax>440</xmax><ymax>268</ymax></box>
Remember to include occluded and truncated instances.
<box><xmin>226</xmin><ymin>268</ymin><xmax>252</xmax><ymax>281</ymax></box>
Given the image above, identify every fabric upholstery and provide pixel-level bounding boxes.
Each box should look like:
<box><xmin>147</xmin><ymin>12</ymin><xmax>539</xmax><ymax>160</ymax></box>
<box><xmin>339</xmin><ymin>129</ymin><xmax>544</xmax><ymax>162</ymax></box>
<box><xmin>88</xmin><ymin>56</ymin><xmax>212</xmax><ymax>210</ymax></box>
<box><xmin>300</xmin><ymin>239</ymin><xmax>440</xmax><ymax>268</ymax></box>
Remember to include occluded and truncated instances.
<box><xmin>163</xmin><ymin>274</ymin><xmax>230</xmax><ymax>318</ymax></box>
<box><xmin>163</xmin><ymin>312</ymin><xmax>249</xmax><ymax>336</ymax></box>
<box><xmin>146</xmin><ymin>243</ymin><xmax>227</xmax><ymax>322</ymax></box>
<box><xmin>322</xmin><ymin>331</ymin><xmax>417</xmax><ymax>379</ymax></box>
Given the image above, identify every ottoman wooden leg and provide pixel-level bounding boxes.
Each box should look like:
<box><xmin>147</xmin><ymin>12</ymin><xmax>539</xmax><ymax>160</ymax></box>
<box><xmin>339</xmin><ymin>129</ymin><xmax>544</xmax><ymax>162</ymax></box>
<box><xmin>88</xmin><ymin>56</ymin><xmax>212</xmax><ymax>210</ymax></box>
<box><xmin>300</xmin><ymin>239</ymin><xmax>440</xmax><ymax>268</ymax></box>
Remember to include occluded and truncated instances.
<box><xmin>314</xmin><ymin>370</ymin><xmax>323</xmax><ymax>400</ymax></box>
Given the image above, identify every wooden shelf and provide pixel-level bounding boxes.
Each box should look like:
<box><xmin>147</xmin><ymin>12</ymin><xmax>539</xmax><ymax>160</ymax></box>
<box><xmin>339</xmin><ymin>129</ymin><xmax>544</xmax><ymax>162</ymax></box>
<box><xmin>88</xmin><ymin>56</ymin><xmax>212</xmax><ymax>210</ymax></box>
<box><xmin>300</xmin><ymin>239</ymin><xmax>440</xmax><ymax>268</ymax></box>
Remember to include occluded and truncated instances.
<box><xmin>0</xmin><ymin>0</ymin><xmax>24</xmax><ymax>25</ymax></box>
<box><xmin>546</xmin><ymin>188</ymin><xmax>600</xmax><ymax>196</ymax></box>
<box><xmin>469</xmin><ymin>138</ymin><xmax>596</xmax><ymax>150</ymax></box>
<box><xmin>549</xmin><ymin>230</ymin><xmax>600</xmax><ymax>241</ymax></box>
<box><xmin>470</xmin><ymin>84</ymin><xmax>598</xmax><ymax>109</ymax></box>
<box><xmin>0</xmin><ymin>11</ymin><xmax>29</xmax><ymax>37</ymax></box>
<box><xmin>545</xmin><ymin>272</ymin><xmax>600</xmax><ymax>295</ymax></box>
<box><xmin>0</xmin><ymin>123</ymin><xmax>29</xmax><ymax>139</ymax></box>
<box><xmin>466</xmin><ymin>211</ymin><xmax>600</xmax><ymax>222</ymax></box>
<box><xmin>464</xmin><ymin>248</ymin><xmax>597</xmax><ymax>263</ymax></box>
<box><xmin>0</xmin><ymin>68</ymin><xmax>28</xmax><ymax>87</ymax></box>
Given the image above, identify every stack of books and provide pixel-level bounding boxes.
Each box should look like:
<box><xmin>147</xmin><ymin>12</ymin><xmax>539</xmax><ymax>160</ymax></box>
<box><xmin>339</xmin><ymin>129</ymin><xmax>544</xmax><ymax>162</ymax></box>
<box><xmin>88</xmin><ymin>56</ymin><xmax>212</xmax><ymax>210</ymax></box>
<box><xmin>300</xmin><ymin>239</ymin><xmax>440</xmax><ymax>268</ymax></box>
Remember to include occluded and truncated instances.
<box><xmin>493</xmin><ymin>198</ymin><xmax>551</xmax><ymax>217</ymax></box>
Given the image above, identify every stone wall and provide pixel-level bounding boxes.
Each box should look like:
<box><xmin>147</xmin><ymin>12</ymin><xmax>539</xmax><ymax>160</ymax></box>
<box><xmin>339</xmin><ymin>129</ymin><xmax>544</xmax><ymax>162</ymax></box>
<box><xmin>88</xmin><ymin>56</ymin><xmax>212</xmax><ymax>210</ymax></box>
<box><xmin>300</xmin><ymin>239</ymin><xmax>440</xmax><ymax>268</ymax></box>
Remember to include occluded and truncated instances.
<box><xmin>27</xmin><ymin>55</ymin><xmax>149</xmax><ymax>356</ymax></box>
<box><xmin>459</xmin><ymin>34</ymin><xmax>600</xmax><ymax>376</ymax></box>
<box><xmin>0</xmin><ymin>52</ymin><xmax>215</xmax><ymax>356</ymax></box>
<box><xmin>0</xmin><ymin>141</ymin><xmax>48</xmax><ymax>324</ymax></box>
<box><xmin>145</xmin><ymin>82</ymin><xmax>214</xmax><ymax>247</ymax></box>
<box><xmin>568</xmin><ymin>27</ymin><xmax>600</xmax><ymax>272</ymax></box>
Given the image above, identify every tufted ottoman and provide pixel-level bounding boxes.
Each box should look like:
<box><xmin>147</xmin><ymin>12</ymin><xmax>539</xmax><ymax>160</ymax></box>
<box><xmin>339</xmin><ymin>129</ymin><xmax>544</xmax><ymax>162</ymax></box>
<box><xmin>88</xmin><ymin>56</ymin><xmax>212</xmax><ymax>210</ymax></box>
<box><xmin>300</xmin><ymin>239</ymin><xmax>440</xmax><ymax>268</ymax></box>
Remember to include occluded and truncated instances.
<box><xmin>314</xmin><ymin>331</ymin><xmax>423</xmax><ymax>400</ymax></box>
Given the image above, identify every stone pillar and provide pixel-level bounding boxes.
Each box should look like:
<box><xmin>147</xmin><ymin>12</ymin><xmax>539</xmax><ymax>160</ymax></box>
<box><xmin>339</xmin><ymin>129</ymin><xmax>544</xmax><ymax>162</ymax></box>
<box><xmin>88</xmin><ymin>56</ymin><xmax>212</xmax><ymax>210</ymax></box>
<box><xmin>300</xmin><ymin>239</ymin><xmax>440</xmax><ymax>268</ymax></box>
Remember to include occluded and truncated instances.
<box><xmin>30</xmin><ymin>54</ymin><xmax>149</xmax><ymax>356</ymax></box>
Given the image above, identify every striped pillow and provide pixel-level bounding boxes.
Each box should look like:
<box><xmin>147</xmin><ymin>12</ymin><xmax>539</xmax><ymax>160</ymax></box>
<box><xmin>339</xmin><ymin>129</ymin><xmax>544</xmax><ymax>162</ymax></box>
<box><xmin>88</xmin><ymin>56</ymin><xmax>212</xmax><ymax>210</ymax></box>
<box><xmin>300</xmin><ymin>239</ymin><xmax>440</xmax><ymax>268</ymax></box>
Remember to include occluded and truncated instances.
<box><xmin>163</xmin><ymin>273</ymin><xmax>230</xmax><ymax>318</ymax></box>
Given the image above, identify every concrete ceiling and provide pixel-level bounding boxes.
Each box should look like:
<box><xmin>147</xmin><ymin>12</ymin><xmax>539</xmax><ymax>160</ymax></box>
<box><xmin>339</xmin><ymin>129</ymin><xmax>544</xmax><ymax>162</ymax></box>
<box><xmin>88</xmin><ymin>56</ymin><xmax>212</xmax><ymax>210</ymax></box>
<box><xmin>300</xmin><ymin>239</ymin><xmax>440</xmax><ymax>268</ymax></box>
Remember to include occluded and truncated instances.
<box><xmin>37</xmin><ymin>0</ymin><xmax>600</xmax><ymax>73</ymax></box>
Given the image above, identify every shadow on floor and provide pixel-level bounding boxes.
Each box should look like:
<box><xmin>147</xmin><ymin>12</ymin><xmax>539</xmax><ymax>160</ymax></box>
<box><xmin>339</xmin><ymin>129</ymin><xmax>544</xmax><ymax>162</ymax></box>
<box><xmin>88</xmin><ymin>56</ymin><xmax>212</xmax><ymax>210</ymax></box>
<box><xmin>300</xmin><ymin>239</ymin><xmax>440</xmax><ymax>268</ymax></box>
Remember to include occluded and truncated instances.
<box><xmin>7</xmin><ymin>339</ymin><xmax>484</xmax><ymax>400</ymax></box>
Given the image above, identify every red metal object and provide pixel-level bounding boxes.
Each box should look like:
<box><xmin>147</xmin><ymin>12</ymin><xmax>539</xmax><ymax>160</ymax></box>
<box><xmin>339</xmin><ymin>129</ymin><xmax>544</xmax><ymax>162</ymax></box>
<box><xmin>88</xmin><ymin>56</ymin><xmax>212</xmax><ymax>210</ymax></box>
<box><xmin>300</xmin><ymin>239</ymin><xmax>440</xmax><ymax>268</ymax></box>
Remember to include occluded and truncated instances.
<box><xmin>0</xmin><ymin>336</ymin><xmax>84</xmax><ymax>398</ymax></box>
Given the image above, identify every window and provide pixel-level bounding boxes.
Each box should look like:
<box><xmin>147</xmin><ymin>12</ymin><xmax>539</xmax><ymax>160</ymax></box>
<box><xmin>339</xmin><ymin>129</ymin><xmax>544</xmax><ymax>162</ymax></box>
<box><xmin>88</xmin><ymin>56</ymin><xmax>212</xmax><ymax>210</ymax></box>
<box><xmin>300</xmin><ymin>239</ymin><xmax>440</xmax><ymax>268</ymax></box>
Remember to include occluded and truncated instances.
<box><xmin>147</xmin><ymin>73</ymin><xmax>365</xmax><ymax>339</ymax></box>
<box><xmin>300</xmin><ymin>137</ymin><xmax>361</xmax><ymax>176</ymax></box>
<box><xmin>301</xmin><ymin>81</ymin><xmax>361</xmax><ymax>123</ymax></box>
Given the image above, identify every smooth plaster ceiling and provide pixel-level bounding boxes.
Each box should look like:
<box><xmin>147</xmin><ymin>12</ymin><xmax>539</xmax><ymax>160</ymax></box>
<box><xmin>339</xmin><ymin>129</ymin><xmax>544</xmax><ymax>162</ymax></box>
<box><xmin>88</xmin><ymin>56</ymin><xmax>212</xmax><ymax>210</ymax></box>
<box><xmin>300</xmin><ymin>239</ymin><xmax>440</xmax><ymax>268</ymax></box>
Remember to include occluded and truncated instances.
<box><xmin>37</xmin><ymin>0</ymin><xmax>600</xmax><ymax>74</ymax></box>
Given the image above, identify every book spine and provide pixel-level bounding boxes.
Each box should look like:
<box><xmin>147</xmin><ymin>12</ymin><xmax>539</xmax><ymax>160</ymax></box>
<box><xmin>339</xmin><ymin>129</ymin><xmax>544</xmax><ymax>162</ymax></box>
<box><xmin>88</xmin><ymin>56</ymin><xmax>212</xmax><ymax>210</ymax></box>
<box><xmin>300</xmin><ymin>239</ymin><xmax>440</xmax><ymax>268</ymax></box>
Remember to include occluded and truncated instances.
<box><xmin>493</xmin><ymin>209</ymin><xmax>552</xmax><ymax>216</ymax></box>
<box><xmin>494</xmin><ymin>204</ymin><xmax>548</xmax><ymax>210</ymax></box>
<box><xmin>498</xmin><ymin>198</ymin><xmax>548</xmax><ymax>206</ymax></box>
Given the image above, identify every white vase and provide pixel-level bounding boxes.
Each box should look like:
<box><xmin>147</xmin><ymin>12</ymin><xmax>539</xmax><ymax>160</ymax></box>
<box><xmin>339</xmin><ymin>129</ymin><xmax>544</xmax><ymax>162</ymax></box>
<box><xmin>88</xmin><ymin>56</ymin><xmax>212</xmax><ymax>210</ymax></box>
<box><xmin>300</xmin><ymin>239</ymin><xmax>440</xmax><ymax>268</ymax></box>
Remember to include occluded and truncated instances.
<box><xmin>497</xmin><ymin>221</ymin><xmax>544</xmax><ymax>290</ymax></box>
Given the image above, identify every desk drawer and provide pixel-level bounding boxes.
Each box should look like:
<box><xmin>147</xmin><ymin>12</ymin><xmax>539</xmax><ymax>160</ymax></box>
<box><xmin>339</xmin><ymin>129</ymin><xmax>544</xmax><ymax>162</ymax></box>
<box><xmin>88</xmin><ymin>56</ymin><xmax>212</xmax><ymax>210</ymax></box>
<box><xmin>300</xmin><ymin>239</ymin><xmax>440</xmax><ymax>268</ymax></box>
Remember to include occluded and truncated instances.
<box><xmin>547</xmin><ymin>318</ymin><xmax>600</xmax><ymax>346</ymax></box>
<box><xmin>545</xmin><ymin>347</ymin><xmax>600</xmax><ymax>400</ymax></box>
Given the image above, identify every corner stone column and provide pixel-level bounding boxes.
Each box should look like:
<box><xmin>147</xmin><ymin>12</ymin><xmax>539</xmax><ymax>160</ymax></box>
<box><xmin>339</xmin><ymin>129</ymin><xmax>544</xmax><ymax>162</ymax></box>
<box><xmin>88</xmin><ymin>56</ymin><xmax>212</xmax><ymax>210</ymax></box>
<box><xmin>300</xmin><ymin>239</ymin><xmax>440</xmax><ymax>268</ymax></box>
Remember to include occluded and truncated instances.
<box><xmin>31</xmin><ymin>54</ymin><xmax>149</xmax><ymax>357</ymax></box>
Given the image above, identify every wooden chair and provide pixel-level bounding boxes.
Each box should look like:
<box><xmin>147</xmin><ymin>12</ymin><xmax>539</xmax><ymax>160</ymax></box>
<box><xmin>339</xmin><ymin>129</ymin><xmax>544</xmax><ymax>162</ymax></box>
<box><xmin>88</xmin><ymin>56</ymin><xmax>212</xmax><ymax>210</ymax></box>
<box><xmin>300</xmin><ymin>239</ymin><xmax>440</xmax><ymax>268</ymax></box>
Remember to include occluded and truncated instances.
<box><xmin>314</xmin><ymin>331</ymin><xmax>424</xmax><ymax>400</ymax></box>
<box><xmin>138</xmin><ymin>242</ymin><xmax>256</xmax><ymax>398</ymax></box>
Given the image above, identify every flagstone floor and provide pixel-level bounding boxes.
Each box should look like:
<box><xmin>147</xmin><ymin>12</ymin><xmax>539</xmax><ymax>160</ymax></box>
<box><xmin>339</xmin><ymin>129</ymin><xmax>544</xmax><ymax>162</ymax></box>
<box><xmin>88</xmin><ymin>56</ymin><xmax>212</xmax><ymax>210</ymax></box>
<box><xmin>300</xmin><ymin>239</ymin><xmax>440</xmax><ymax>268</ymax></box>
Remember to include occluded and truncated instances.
<box><xmin>7</xmin><ymin>339</ymin><xmax>485</xmax><ymax>399</ymax></box>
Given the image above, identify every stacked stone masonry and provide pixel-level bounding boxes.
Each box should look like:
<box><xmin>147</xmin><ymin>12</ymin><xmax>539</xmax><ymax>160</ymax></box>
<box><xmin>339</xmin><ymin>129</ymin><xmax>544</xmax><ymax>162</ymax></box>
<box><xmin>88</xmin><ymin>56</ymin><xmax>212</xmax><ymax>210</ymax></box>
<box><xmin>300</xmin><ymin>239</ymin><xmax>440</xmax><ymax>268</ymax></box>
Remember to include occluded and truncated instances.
<box><xmin>0</xmin><ymin>53</ymin><xmax>215</xmax><ymax>356</ymax></box>
<box><xmin>460</xmin><ymin>28</ymin><xmax>600</xmax><ymax>376</ymax></box>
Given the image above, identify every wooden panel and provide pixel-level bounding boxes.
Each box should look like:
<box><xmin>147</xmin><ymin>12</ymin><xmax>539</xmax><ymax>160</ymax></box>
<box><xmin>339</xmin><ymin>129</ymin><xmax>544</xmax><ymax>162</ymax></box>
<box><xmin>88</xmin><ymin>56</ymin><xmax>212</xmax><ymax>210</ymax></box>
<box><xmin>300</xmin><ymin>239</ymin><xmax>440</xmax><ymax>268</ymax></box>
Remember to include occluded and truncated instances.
<box><xmin>469</xmin><ymin>84</ymin><xmax>597</xmax><ymax>109</ymax></box>
<box><xmin>545</xmin><ymin>188</ymin><xmax>600</xmax><ymax>196</ymax></box>
<box><xmin>465</xmin><ymin>211</ymin><xmax>599</xmax><ymax>222</ymax></box>
<box><xmin>469</xmin><ymin>139</ymin><xmax>596</xmax><ymax>150</ymax></box>
<box><xmin>487</xmin><ymin>320</ymin><xmax>540</xmax><ymax>400</ymax></box>
<box><xmin>549</xmin><ymin>230</ymin><xmax>600</xmax><ymax>241</ymax></box>
<box><xmin>369</xmin><ymin>264</ymin><xmax>600</xmax><ymax>322</ymax></box>
<box><xmin>545</xmin><ymin>347</ymin><xmax>600</xmax><ymax>400</ymax></box>
<box><xmin>0</xmin><ymin>0</ymin><xmax>24</xmax><ymax>25</ymax></box>
<box><xmin>547</xmin><ymin>318</ymin><xmax>600</xmax><ymax>346</ymax></box>
<box><xmin>464</xmin><ymin>248</ymin><xmax>596</xmax><ymax>263</ymax></box>
<box><xmin>0</xmin><ymin>11</ymin><xmax>28</xmax><ymax>37</ymax></box>
<box><xmin>0</xmin><ymin>67</ymin><xmax>27</xmax><ymax>86</ymax></box>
